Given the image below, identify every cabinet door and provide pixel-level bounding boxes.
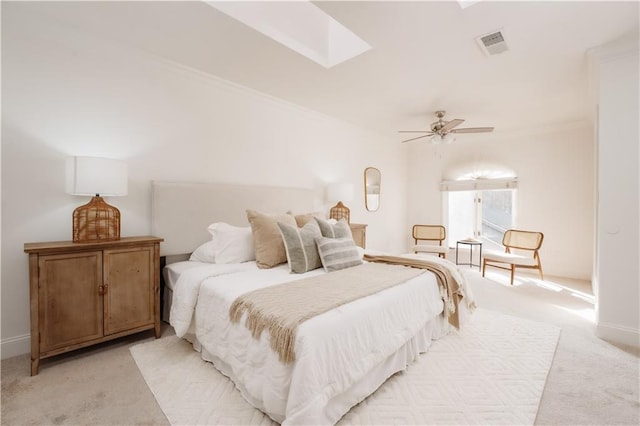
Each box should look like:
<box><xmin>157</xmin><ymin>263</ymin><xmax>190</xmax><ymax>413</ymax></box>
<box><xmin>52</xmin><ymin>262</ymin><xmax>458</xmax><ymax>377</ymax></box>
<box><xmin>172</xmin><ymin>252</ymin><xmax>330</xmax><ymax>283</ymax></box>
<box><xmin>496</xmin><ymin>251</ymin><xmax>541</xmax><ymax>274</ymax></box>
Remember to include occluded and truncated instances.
<box><xmin>103</xmin><ymin>246</ymin><xmax>154</xmax><ymax>335</ymax></box>
<box><xmin>38</xmin><ymin>252</ymin><xmax>103</xmax><ymax>352</ymax></box>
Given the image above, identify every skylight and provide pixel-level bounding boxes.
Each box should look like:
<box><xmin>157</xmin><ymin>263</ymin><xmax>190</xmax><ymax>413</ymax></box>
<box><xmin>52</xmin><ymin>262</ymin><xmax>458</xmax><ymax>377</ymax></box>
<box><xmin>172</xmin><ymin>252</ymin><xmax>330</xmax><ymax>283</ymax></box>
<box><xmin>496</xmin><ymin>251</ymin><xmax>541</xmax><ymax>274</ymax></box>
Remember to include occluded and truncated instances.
<box><xmin>206</xmin><ymin>1</ymin><xmax>371</xmax><ymax>68</ymax></box>
<box><xmin>458</xmin><ymin>0</ymin><xmax>482</xmax><ymax>9</ymax></box>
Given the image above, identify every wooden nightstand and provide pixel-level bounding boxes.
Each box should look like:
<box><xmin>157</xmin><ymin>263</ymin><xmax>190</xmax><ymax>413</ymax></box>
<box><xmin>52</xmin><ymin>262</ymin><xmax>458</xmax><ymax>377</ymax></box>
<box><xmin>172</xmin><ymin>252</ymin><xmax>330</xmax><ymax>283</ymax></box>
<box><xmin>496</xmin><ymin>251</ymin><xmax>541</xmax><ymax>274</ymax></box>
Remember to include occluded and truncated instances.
<box><xmin>24</xmin><ymin>236</ymin><xmax>163</xmax><ymax>375</ymax></box>
<box><xmin>349</xmin><ymin>223</ymin><xmax>367</xmax><ymax>249</ymax></box>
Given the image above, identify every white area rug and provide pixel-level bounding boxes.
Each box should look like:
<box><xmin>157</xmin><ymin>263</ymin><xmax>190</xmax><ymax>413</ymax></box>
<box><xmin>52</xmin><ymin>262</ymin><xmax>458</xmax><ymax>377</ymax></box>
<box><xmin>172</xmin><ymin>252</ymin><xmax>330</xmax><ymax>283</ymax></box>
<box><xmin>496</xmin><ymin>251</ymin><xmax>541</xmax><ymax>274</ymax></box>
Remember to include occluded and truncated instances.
<box><xmin>130</xmin><ymin>309</ymin><xmax>560</xmax><ymax>425</ymax></box>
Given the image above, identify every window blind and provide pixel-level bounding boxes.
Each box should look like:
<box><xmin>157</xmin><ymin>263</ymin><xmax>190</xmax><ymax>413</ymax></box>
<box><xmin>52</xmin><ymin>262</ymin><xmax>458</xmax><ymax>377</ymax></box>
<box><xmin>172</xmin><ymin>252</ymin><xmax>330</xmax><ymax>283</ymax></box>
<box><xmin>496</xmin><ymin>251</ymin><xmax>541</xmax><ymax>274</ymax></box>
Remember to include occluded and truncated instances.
<box><xmin>440</xmin><ymin>177</ymin><xmax>518</xmax><ymax>192</ymax></box>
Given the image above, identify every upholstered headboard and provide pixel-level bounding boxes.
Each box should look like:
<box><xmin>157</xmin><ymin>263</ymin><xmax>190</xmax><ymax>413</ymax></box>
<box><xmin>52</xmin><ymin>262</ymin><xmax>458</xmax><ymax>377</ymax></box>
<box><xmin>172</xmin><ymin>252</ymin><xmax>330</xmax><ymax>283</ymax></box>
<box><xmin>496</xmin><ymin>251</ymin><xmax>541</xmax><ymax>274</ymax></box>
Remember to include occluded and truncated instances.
<box><xmin>151</xmin><ymin>181</ymin><xmax>317</xmax><ymax>256</ymax></box>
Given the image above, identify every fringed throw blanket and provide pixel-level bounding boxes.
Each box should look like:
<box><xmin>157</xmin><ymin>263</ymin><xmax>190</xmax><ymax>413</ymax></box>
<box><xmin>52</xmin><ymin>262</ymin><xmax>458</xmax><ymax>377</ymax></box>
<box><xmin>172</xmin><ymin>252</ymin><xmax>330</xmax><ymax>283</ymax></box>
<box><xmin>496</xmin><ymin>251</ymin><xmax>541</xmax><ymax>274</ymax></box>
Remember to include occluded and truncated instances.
<box><xmin>363</xmin><ymin>254</ymin><xmax>472</xmax><ymax>329</ymax></box>
<box><xmin>229</xmin><ymin>262</ymin><xmax>424</xmax><ymax>364</ymax></box>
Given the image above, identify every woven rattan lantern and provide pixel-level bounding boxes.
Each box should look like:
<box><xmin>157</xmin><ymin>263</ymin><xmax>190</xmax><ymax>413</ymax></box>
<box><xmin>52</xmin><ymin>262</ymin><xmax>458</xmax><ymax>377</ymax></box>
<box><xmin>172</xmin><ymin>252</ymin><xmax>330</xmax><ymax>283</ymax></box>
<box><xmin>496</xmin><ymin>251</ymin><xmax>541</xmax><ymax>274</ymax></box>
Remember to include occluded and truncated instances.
<box><xmin>327</xmin><ymin>183</ymin><xmax>354</xmax><ymax>224</ymax></box>
<box><xmin>66</xmin><ymin>157</ymin><xmax>128</xmax><ymax>243</ymax></box>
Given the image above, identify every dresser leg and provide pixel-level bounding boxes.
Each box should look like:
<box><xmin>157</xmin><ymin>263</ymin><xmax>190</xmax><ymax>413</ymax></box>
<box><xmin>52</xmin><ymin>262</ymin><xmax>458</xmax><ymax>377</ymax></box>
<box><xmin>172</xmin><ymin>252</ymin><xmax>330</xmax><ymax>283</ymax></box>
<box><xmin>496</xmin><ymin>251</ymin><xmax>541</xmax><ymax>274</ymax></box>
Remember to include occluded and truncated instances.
<box><xmin>31</xmin><ymin>356</ymin><xmax>39</xmax><ymax>376</ymax></box>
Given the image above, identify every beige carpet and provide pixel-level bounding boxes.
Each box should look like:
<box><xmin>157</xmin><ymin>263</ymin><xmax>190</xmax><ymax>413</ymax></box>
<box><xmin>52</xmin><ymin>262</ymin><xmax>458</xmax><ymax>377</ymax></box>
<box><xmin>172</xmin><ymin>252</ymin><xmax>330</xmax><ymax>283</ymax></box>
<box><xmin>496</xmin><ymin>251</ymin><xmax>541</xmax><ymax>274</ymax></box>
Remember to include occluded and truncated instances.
<box><xmin>130</xmin><ymin>309</ymin><xmax>560</xmax><ymax>425</ymax></box>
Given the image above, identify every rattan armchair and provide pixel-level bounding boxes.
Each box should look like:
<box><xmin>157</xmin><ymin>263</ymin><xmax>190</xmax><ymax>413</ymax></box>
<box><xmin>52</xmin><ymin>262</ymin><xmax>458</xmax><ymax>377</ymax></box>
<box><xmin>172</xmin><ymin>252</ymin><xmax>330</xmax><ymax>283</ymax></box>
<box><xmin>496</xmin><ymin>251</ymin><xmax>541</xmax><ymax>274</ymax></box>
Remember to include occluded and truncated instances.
<box><xmin>482</xmin><ymin>229</ymin><xmax>544</xmax><ymax>285</ymax></box>
<box><xmin>412</xmin><ymin>225</ymin><xmax>448</xmax><ymax>258</ymax></box>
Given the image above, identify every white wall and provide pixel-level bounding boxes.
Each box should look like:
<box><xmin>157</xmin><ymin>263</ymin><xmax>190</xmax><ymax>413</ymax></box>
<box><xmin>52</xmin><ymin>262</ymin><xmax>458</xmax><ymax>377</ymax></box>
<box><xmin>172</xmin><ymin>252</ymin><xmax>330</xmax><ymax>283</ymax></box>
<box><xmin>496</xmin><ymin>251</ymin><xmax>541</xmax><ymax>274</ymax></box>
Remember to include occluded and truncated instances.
<box><xmin>1</xmin><ymin>7</ymin><xmax>408</xmax><ymax>357</ymax></box>
<box><xmin>407</xmin><ymin>124</ymin><xmax>595</xmax><ymax>280</ymax></box>
<box><xmin>592</xmin><ymin>37</ymin><xmax>640</xmax><ymax>347</ymax></box>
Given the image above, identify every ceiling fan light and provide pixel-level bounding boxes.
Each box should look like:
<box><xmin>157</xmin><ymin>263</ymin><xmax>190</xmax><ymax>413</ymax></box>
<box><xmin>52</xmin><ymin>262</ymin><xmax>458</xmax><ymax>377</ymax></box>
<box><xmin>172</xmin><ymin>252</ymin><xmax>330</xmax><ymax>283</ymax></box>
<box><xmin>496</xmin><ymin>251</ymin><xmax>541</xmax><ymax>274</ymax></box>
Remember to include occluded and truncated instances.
<box><xmin>400</xmin><ymin>111</ymin><xmax>493</xmax><ymax>145</ymax></box>
<box><xmin>430</xmin><ymin>133</ymin><xmax>455</xmax><ymax>144</ymax></box>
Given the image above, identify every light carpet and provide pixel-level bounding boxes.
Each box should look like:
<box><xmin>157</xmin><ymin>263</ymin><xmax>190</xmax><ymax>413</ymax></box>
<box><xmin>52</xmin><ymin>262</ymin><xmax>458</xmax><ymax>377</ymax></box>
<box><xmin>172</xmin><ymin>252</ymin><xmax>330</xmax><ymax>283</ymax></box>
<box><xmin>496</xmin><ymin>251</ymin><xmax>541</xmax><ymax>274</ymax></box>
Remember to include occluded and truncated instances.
<box><xmin>130</xmin><ymin>309</ymin><xmax>560</xmax><ymax>425</ymax></box>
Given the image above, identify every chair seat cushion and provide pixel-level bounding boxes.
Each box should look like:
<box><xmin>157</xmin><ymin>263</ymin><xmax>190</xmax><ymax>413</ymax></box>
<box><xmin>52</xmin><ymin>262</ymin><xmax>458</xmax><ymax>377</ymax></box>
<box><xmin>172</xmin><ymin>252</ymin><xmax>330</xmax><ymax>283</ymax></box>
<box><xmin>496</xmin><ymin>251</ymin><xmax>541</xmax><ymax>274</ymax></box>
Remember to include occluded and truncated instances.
<box><xmin>483</xmin><ymin>250</ymin><xmax>538</xmax><ymax>266</ymax></box>
<box><xmin>413</xmin><ymin>244</ymin><xmax>448</xmax><ymax>254</ymax></box>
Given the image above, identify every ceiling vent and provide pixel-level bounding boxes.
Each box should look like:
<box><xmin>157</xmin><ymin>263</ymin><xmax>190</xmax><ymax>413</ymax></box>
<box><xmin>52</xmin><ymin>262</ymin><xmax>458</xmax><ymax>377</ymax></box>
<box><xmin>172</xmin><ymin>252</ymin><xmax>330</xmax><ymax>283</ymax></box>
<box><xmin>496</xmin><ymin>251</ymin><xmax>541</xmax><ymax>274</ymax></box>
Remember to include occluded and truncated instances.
<box><xmin>476</xmin><ymin>30</ymin><xmax>508</xmax><ymax>56</ymax></box>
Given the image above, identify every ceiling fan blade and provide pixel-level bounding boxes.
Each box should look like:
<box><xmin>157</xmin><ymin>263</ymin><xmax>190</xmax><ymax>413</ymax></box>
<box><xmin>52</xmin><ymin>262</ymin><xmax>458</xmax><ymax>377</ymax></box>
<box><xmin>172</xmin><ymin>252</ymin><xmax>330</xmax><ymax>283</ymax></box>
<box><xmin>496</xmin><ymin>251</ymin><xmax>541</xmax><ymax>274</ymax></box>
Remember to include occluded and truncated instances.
<box><xmin>450</xmin><ymin>127</ymin><xmax>494</xmax><ymax>134</ymax></box>
<box><xmin>401</xmin><ymin>134</ymin><xmax>433</xmax><ymax>143</ymax></box>
<box><xmin>398</xmin><ymin>130</ymin><xmax>430</xmax><ymax>133</ymax></box>
<box><xmin>440</xmin><ymin>118</ymin><xmax>464</xmax><ymax>132</ymax></box>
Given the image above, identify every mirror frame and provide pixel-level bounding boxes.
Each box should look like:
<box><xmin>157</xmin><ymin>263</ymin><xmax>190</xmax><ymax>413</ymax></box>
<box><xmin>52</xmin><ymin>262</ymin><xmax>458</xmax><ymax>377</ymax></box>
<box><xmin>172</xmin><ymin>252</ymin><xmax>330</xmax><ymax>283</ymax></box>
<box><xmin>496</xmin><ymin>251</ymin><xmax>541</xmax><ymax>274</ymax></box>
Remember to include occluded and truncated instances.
<box><xmin>364</xmin><ymin>167</ymin><xmax>381</xmax><ymax>212</ymax></box>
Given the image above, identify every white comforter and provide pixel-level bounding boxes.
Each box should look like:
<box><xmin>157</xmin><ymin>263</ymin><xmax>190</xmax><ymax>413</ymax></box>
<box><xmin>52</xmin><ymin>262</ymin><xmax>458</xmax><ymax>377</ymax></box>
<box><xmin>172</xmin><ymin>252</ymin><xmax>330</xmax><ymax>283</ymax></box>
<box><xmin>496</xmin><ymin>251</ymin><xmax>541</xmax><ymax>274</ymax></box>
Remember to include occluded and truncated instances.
<box><xmin>170</xmin><ymin>257</ymin><xmax>472</xmax><ymax>425</ymax></box>
<box><xmin>169</xmin><ymin>262</ymin><xmax>258</xmax><ymax>336</ymax></box>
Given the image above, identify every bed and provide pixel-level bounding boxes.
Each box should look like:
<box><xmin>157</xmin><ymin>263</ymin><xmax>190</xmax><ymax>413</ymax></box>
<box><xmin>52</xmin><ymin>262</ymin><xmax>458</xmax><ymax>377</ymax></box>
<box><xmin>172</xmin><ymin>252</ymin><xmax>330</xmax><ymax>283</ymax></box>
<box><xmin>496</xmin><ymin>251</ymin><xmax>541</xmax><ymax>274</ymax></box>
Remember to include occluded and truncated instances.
<box><xmin>152</xmin><ymin>181</ymin><xmax>474</xmax><ymax>425</ymax></box>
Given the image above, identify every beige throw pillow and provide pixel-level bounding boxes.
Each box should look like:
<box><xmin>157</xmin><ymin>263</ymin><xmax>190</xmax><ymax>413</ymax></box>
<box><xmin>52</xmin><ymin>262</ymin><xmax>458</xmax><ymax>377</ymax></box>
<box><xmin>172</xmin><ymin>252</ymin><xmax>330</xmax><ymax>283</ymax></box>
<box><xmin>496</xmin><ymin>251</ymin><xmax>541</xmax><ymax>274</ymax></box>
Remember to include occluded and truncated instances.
<box><xmin>293</xmin><ymin>212</ymin><xmax>324</xmax><ymax>227</ymax></box>
<box><xmin>247</xmin><ymin>210</ymin><xmax>296</xmax><ymax>269</ymax></box>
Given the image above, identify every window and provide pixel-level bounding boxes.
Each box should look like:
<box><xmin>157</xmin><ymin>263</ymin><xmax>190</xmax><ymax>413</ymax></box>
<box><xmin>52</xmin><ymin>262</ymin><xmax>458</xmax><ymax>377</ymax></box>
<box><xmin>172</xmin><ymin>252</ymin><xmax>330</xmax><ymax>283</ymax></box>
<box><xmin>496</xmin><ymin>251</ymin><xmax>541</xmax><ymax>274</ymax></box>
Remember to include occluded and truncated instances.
<box><xmin>446</xmin><ymin>189</ymin><xmax>516</xmax><ymax>247</ymax></box>
<box><xmin>481</xmin><ymin>189</ymin><xmax>515</xmax><ymax>244</ymax></box>
<box><xmin>441</xmin><ymin>175</ymin><xmax>517</xmax><ymax>248</ymax></box>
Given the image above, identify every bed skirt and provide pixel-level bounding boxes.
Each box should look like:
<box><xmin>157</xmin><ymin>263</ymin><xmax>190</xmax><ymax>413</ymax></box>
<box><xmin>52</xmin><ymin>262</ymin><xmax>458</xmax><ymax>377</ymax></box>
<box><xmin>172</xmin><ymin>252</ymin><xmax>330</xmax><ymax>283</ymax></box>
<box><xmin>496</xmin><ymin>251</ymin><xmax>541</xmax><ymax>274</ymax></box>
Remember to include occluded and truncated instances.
<box><xmin>162</xmin><ymin>287</ymin><xmax>173</xmax><ymax>323</ymax></box>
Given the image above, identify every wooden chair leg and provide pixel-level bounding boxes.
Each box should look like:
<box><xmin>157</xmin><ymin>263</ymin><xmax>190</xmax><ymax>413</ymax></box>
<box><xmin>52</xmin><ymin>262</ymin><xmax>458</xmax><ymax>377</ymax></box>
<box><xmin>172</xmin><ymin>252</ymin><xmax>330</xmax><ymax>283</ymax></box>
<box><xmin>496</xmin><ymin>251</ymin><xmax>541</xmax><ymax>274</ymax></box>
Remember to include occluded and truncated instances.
<box><xmin>538</xmin><ymin>265</ymin><xmax>544</xmax><ymax>280</ymax></box>
<box><xmin>510</xmin><ymin>265</ymin><xmax>515</xmax><ymax>285</ymax></box>
<box><xmin>482</xmin><ymin>259</ymin><xmax>486</xmax><ymax>277</ymax></box>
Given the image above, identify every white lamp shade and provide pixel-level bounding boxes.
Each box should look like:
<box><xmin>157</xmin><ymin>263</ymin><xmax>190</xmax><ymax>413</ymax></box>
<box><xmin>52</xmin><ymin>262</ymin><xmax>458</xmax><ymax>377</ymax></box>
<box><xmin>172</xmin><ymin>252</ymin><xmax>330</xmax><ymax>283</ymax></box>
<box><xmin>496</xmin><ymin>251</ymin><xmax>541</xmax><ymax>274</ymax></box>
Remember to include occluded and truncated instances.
<box><xmin>66</xmin><ymin>156</ymin><xmax>128</xmax><ymax>196</ymax></box>
<box><xmin>327</xmin><ymin>183</ymin><xmax>354</xmax><ymax>203</ymax></box>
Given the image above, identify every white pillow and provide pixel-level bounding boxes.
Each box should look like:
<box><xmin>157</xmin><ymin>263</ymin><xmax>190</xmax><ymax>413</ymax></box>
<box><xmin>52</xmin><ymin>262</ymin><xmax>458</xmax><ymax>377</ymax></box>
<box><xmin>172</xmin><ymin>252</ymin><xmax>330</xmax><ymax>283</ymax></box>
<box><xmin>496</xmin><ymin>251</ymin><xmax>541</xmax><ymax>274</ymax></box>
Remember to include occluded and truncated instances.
<box><xmin>189</xmin><ymin>240</ymin><xmax>217</xmax><ymax>263</ymax></box>
<box><xmin>207</xmin><ymin>222</ymin><xmax>255</xmax><ymax>264</ymax></box>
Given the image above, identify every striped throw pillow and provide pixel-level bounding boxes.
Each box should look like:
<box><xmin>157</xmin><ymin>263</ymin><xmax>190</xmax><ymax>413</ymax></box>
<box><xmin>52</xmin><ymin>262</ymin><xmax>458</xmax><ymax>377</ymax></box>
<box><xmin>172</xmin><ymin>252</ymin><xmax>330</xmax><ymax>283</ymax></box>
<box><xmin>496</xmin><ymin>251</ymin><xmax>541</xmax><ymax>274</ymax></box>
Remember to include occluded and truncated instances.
<box><xmin>314</xmin><ymin>217</ymin><xmax>352</xmax><ymax>239</ymax></box>
<box><xmin>315</xmin><ymin>236</ymin><xmax>363</xmax><ymax>272</ymax></box>
<box><xmin>277</xmin><ymin>220</ymin><xmax>323</xmax><ymax>273</ymax></box>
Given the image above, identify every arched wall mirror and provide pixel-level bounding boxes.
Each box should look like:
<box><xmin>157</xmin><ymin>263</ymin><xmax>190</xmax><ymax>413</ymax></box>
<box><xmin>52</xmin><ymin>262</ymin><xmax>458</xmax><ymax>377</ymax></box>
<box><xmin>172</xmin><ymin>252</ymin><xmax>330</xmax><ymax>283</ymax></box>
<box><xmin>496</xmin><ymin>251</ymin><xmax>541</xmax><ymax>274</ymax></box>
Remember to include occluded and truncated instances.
<box><xmin>364</xmin><ymin>167</ymin><xmax>381</xmax><ymax>212</ymax></box>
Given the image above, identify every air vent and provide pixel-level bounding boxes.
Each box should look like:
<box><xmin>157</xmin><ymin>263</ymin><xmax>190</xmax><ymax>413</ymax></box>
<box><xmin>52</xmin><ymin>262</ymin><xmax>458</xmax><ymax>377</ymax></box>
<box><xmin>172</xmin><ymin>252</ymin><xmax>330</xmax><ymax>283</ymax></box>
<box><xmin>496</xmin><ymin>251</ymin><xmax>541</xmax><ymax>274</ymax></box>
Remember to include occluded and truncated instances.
<box><xmin>476</xmin><ymin>30</ymin><xmax>508</xmax><ymax>56</ymax></box>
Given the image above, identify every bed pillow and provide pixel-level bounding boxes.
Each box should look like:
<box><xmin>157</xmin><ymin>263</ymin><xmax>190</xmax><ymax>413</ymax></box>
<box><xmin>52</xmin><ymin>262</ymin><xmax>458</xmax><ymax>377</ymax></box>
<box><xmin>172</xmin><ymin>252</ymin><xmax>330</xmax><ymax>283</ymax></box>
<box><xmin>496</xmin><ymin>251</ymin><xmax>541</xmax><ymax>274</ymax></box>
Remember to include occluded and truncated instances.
<box><xmin>277</xmin><ymin>220</ymin><xmax>322</xmax><ymax>273</ymax></box>
<box><xmin>247</xmin><ymin>210</ymin><xmax>297</xmax><ymax>269</ymax></box>
<box><xmin>293</xmin><ymin>212</ymin><xmax>324</xmax><ymax>228</ymax></box>
<box><xmin>315</xmin><ymin>236</ymin><xmax>363</xmax><ymax>272</ymax></box>
<box><xmin>314</xmin><ymin>217</ymin><xmax>352</xmax><ymax>239</ymax></box>
<box><xmin>189</xmin><ymin>240</ymin><xmax>218</xmax><ymax>263</ymax></box>
<box><xmin>207</xmin><ymin>222</ymin><xmax>255</xmax><ymax>264</ymax></box>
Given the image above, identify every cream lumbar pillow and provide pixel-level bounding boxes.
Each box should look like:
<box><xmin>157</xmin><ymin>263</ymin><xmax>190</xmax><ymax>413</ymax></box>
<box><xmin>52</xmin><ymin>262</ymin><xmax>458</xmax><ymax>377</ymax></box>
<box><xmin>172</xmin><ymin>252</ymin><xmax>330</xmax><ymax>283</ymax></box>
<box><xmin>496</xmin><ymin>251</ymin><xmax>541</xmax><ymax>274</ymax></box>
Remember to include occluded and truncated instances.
<box><xmin>247</xmin><ymin>210</ymin><xmax>297</xmax><ymax>269</ymax></box>
<box><xmin>314</xmin><ymin>217</ymin><xmax>352</xmax><ymax>239</ymax></box>
<box><xmin>277</xmin><ymin>220</ymin><xmax>322</xmax><ymax>273</ymax></box>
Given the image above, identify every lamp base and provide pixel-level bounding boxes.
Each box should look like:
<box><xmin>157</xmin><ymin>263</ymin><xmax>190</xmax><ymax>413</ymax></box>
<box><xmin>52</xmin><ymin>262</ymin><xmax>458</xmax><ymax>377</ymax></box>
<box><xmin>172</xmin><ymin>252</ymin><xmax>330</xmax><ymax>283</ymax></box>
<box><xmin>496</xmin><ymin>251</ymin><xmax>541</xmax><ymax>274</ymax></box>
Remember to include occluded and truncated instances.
<box><xmin>72</xmin><ymin>196</ymin><xmax>121</xmax><ymax>243</ymax></box>
<box><xmin>329</xmin><ymin>201</ymin><xmax>350</xmax><ymax>223</ymax></box>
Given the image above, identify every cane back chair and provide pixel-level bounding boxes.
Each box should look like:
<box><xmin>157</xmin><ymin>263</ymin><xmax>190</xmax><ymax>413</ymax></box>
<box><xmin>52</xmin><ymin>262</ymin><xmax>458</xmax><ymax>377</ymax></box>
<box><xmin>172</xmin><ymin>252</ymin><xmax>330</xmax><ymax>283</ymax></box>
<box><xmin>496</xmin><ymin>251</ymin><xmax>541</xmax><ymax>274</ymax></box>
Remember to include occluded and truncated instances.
<box><xmin>482</xmin><ymin>229</ymin><xmax>544</xmax><ymax>285</ymax></box>
<box><xmin>412</xmin><ymin>225</ymin><xmax>448</xmax><ymax>258</ymax></box>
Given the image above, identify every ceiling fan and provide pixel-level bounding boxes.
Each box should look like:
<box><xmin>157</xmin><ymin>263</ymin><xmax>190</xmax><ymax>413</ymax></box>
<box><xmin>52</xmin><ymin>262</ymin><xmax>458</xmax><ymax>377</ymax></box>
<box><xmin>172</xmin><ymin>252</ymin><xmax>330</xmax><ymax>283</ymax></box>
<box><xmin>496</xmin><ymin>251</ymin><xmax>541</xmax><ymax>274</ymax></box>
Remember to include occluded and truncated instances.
<box><xmin>399</xmin><ymin>110</ymin><xmax>494</xmax><ymax>144</ymax></box>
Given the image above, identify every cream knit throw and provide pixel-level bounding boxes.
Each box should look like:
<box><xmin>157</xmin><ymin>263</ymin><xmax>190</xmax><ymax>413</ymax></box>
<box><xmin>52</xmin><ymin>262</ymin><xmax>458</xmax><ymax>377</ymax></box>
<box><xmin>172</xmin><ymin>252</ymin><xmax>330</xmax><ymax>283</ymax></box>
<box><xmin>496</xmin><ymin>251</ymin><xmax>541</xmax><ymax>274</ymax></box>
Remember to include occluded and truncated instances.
<box><xmin>363</xmin><ymin>254</ymin><xmax>472</xmax><ymax>329</ymax></box>
<box><xmin>229</xmin><ymin>262</ymin><xmax>424</xmax><ymax>364</ymax></box>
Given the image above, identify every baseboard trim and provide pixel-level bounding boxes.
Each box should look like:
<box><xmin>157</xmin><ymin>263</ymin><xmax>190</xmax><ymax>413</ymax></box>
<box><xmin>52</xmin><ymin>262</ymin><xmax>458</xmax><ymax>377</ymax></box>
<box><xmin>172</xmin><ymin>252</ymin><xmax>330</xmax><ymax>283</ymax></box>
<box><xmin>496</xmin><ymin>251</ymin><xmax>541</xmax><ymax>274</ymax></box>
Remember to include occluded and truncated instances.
<box><xmin>597</xmin><ymin>321</ymin><xmax>640</xmax><ymax>348</ymax></box>
<box><xmin>1</xmin><ymin>333</ymin><xmax>30</xmax><ymax>360</ymax></box>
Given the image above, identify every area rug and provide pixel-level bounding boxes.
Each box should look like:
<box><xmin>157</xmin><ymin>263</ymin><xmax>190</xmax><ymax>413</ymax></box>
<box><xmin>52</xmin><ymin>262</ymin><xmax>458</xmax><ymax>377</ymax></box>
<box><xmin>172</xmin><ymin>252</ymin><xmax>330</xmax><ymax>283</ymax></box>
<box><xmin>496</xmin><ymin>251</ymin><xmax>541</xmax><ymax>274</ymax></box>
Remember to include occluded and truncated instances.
<box><xmin>130</xmin><ymin>309</ymin><xmax>560</xmax><ymax>425</ymax></box>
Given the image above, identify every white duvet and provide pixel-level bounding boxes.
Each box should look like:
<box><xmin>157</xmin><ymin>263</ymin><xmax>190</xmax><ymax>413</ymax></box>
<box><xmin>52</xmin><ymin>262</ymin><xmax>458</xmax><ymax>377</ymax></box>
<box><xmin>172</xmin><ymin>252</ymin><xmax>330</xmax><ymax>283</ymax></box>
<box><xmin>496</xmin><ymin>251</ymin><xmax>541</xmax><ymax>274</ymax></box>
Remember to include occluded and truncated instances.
<box><xmin>169</xmin><ymin>262</ymin><xmax>258</xmax><ymax>336</ymax></box>
<box><xmin>170</xmin><ymin>257</ymin><xmax>472</xmax><ymax>425</ymax></box>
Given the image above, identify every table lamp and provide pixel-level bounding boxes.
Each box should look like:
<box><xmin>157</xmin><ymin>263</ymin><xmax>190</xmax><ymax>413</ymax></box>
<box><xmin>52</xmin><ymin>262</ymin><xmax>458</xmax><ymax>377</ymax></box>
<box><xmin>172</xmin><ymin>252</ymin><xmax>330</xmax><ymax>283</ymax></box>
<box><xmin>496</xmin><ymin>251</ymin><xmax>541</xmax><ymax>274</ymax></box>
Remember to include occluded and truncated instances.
<box><xmin>65</xmin><ymin>156</ymin><xmax>128</xmax><ymax>243</ymax></box>
<box><xmin>327</xmin><ymin>183</ymin><xmax>354</xmax><ymax>223</ymax></box>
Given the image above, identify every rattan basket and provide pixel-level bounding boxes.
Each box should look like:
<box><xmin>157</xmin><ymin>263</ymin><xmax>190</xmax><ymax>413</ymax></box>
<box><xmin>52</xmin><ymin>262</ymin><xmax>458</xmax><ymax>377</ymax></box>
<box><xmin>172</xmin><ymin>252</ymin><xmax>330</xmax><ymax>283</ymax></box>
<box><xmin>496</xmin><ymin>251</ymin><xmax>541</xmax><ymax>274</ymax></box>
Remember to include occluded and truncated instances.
<box><xmin>72</xmin><ymin>196</ymin><xmax>121</xmax><ymax>242</ymax></box>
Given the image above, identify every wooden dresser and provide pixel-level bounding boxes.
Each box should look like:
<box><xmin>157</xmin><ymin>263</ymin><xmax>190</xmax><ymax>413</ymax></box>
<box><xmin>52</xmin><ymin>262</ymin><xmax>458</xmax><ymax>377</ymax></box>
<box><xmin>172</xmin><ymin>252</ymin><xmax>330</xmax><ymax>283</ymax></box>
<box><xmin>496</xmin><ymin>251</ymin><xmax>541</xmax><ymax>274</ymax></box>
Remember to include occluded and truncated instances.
<box><xmin>24</xmin><ymin>236</ymin><xmax>163</xmax><ymax>375</ymax></box>
<box><xmin>349</xmin><ymin>223</ymin><xmax>367</xmax><ymax>249</ymax></box>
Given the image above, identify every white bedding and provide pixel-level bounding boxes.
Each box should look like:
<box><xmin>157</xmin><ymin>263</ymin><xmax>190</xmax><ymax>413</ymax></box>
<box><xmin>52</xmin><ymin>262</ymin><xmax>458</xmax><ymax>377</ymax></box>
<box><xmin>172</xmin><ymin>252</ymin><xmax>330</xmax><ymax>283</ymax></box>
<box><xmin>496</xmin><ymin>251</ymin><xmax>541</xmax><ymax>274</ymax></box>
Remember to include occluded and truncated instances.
<box><xmin>168</xmin><ymin>262</ymin><xmax>259</xmax><ymax>333</ymax></box>
<box><xmin>169</xmin><ymin>257</ymin><xmax>472</xmax><ymax>424</ymax></box>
